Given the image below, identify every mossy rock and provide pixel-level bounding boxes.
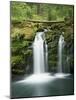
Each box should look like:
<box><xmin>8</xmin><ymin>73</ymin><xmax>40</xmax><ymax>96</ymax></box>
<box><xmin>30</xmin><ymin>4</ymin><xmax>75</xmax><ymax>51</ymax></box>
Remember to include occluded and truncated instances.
<box><xmin>23</xmin><ymin>49</ymin><xmax>32</xmax><ymax>56</ymax></box>
<box><xmin>48</xmin><ymin>60</ymin><xmax>57</xmax><ymax>67</ymax></box>
<box><xmin>11</xmin><ymin>55</ymin><xmax>24</xmax><ymax>65</ymax></box>
<box><xmin>48</xmin><ymin>54</ymin><xmax>58</xmax><ymax>61</ymax></box>
<box><xmin>12</xmin><ymin>69</ymin><xmax>25</xmax><ymax>74</ymax></box>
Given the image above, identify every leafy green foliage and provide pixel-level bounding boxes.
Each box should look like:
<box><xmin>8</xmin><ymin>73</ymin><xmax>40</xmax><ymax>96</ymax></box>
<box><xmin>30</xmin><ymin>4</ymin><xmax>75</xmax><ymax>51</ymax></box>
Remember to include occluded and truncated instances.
<box><xmin>11</xmin><ymin>2</ymin><xmax>74</xmax><ymax>21</ymax></box>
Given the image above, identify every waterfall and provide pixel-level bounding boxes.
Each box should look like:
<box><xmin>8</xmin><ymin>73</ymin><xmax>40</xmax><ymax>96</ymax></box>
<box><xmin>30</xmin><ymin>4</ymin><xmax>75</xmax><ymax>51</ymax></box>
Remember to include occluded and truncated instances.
<box><xmin>33</xmin><ymin>31</ymin><xmax>48</xmax><ymax>74</ymax></box>
<box><xmin>58</xmin><ymin>34</ymin><xmax>65</xmax><ymax>73</ymax></box>
<box><xmin>45</xmin><ymin>42</ymin><xmax>48</xmax><ymax>71</ymax></box>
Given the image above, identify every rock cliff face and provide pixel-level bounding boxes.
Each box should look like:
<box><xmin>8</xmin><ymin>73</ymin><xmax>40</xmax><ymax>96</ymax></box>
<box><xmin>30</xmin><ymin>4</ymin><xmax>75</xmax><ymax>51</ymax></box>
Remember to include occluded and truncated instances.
<box><xmin>11</xmin><ymin>18</ymin><xmax>74</xmax><ymax>75</ymax></box>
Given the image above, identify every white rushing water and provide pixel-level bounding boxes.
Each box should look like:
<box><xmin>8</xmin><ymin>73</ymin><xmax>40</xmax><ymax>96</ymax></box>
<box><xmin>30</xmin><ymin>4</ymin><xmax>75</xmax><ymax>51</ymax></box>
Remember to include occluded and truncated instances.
<box><xmin>33</xmin><ymin>31</ymin><xmax>48</xmax><ymax>74</ymax></box>
<box><xmin>58</xmin><ymin>34</ymin><xmax>65</xmax><ymax>73</ymax></box>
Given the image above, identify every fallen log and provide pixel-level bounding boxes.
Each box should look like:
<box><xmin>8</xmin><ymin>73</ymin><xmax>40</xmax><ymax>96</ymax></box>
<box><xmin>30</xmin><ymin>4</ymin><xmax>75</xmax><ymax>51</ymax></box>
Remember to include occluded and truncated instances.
<box><xmin>12</xmin><ymin>19</ymin><xmax>64</xmax><ymax>25</ymax></box>
<box><xmin>25</xmin><ymin>20</ymin><xmax>64</xmax><ymax>23</ymax></box>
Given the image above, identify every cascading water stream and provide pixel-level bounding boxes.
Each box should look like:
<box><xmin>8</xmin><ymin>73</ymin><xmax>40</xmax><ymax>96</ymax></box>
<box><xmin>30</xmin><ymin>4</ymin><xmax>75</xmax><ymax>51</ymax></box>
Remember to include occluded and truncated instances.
<box><xmin>55</xmin><ymin>33</ymin><xmax>71</xmax><ymax>78</ymax></box>
<box><xmin>58</xmin><ymin>34</ymin><xmax>65</xmax><ymax>73</ymax></box>
<box><xmin>33</xmin><ymin>30</ymin><xmax>48</xmax><ymax>74</ymax></box>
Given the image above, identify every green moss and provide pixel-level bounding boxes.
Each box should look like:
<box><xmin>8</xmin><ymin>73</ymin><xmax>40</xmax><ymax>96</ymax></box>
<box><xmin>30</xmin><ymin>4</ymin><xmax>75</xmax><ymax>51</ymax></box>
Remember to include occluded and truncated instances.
<box><xmin>11</xmin><ymin>55</ymin><xmax>24</xmax><ymax>65</ymax></box>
